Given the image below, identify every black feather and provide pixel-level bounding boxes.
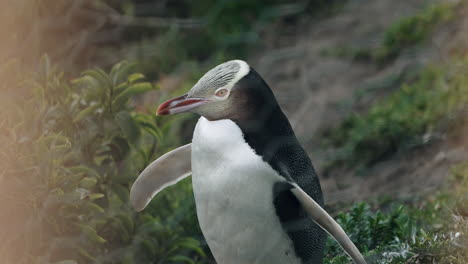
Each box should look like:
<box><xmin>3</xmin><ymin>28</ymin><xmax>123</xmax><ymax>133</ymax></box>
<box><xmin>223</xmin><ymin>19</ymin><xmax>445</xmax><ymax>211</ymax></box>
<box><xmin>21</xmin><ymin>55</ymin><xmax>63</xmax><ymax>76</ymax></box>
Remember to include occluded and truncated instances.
<box><xmin>232</xmin><ymin>68</ymin><xmax>326</xmax><ymax>264</ymax></box>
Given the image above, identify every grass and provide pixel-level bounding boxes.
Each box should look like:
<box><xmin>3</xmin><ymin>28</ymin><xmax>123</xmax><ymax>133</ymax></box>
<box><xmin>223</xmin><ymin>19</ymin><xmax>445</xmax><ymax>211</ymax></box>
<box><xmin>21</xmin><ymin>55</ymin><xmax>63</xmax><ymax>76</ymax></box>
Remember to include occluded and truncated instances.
<box><xmin>324</xmin><ymin>58</ymin><xmax>468</xmax><ymax>169</ymax></box>
<box><xmin>324</xmin><ymin>202</ymin><xmax>436</xmax><ymax>264</ymax></box>
<box><xmin>320</xmin><ymin>2</ymin><xmax>456</xmax><ymax>64</ymax></box>
<box><xmin>320</xmin><ymin>6</ymin><xmax>468</xmax><ymax>257</ymax></box>
<box><xmin>442</xmin><ymin>162</ymin><xmax>468</xmax><ymax>262</ymax></box>
<box><xmin>324</xmin><ymin>161</ymin><xmax>468</xmax><ymax>263</ymax></box>
<box><xmin>374</xmin><ymin>2</ymin><xmax>454</xmax><ymax>64</ymax></box>
<box><xmin>319</xmin><ymin>4</ymin><xmax>468</xmax><ymax>259</ymax></box>
<box><xmin>130</xmin><ymin>0</ymin><xmax>340</xmax><ymax>78</ymax></box>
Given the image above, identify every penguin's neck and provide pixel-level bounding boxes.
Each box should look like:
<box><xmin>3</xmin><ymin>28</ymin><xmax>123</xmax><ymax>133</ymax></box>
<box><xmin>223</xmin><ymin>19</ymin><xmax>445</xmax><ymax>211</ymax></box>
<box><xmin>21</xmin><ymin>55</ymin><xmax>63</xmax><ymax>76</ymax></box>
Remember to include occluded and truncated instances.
<box><xmin>229</xmin><ymin>68</ymin><xmax>306</xmax><ymax>180</ymax></box>
<box><xmin>234</xmin><ymin>106</ymin><xmax>300</xmax><ymax>170</ymax></box>
<box><xmin>234</xmin><ymin>73</ymin><xmax>297</xmax><ymax>150</ymax></box>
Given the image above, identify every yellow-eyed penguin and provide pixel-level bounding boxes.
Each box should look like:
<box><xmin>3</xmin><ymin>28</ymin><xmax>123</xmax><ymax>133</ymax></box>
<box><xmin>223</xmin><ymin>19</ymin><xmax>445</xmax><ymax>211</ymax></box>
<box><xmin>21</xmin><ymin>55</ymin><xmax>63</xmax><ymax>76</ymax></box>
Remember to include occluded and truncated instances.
<box><xmin>130</xmin><ymin>60</ymin><xmax>367</xmax><ymax>264</ymax></box>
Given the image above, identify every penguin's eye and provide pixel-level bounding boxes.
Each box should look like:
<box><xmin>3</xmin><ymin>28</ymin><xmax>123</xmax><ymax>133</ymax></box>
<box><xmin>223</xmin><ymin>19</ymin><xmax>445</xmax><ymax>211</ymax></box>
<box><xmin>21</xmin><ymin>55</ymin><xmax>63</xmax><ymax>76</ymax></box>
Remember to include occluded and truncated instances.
<box><xmin>215</xmin><ymin>89</ymin><xmax>228</xmax><ymax>98</ymax></box>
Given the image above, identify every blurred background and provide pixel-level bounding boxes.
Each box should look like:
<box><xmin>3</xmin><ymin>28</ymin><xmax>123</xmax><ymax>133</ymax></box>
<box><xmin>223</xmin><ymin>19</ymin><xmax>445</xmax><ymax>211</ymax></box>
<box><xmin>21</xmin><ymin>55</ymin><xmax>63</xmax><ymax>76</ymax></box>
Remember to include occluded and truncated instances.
<box><xmin>1</xmin><ymin>0</ymin><xmax>468</xmax><ymax>263</ymax></box>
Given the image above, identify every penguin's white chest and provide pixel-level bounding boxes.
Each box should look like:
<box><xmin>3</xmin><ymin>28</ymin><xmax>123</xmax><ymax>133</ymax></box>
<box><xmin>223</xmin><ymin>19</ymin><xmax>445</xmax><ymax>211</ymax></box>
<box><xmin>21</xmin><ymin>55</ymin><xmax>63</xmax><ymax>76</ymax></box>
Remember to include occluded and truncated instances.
<box><xmin>191</xmin><ymin>117</ymin><xmax>301</xmax><ymax>264</ymax></box>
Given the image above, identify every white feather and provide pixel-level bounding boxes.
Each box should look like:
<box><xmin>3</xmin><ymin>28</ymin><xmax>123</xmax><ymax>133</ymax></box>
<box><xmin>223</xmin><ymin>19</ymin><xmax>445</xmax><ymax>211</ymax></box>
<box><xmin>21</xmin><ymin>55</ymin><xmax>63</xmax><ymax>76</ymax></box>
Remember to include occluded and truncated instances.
<box><xmin>191</xmin><ymin>117</ymin><xmax>302</xmax><ymax>264</ymax></box>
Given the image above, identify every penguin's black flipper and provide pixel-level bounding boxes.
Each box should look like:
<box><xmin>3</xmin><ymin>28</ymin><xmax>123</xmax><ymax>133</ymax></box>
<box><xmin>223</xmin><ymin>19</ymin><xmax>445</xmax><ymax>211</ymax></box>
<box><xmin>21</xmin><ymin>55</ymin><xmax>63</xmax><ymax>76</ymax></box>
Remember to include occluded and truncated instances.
<box><xmin>130</xmin><ymin>144</ymin><xmax>192</xmax><ymax>211</ymax></box>
<box><xmin>289</xmin><ymin>183</ymin><xmax>367</xmax><ymax>264</ymax></box>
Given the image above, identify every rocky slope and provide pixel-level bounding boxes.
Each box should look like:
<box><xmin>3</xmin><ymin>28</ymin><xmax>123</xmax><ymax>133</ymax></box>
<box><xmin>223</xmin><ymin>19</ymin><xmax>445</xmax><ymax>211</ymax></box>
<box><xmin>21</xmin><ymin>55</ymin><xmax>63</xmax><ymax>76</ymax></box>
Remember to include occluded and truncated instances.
<box><xmin>252</xmin><ymin>0</ymin><xmax>468</xmax><ymax>204</ymax></box>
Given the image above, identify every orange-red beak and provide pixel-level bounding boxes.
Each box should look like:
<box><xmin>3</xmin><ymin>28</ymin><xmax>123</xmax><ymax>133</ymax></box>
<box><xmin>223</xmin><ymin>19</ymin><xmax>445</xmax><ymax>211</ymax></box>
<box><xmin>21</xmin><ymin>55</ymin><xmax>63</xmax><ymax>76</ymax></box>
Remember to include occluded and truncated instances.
<box><xmin>156</xmin><ymin>94</ymin><xmax>211</xmax><ymax>116</ymax></box>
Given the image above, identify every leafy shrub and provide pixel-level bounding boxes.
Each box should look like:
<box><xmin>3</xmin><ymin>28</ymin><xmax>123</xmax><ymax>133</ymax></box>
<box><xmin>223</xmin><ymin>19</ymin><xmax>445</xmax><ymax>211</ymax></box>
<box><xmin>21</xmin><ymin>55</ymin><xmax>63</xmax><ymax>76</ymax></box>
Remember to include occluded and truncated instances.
<box><xmin>323</xmin><ymin>201</ymin><xmax>460</xmax><ymax>264</ymax></box>
<box><xmin>324</xmin><ymin>203</ymin><xmax>414</xmax><ymax>264</ymax></box>
<box><xmin>321</xmin><ymin>160</ymin><xmax>468</xmax><ymax>264</ymax></box>
<box><xmin>0</xmin><ymin>57</ymin><xmax>206</xmax><ymax>264</ymax></box>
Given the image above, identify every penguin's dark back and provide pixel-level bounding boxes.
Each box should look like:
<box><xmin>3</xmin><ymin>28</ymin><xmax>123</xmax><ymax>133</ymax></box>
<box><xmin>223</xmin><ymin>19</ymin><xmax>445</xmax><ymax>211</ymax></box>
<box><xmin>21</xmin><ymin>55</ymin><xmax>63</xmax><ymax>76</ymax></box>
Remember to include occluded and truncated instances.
<box><xmin>233</xmin><ymin>68</ymin><xmax>327</xmax><ymax>263</ymax></box>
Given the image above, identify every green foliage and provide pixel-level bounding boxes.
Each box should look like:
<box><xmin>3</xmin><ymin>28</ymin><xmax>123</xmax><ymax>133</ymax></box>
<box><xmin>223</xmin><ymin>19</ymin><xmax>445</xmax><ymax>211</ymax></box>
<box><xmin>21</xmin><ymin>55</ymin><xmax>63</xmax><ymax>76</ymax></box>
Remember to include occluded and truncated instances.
<box><xmin>321</xmin><ymin>159</ymin><xmax>468</xmax><ymax>264</ymax></box>
<box><xmin>325</xmin><ymin>58</ymin><xmax>468</xmax><ymax>168</ymax></box>
<box><xmin>324</xmin><ymin>203</ymin><xmax>415</xmax><ymax>264</ymax></box>
<box><xmin>449</xmin><ymin>162</ymin><xmax>468</xmax><ymax>212</ymax></box>
<box><xmin>0</xmin><ymin>57</ymin><xmax>206</xmax><ymax>263</ymax></box>
<box><xmin>324</xmin><ymin>199</ymin><xmax>466</xmax><ymax>264</ymax></box>
<box><xmin>190</xmin><ymin>0</ymin><xmax>325</xmax><ymax>56</ymax></box>
<box><xmin>129</xmin><ymin>0</ymin><xmax>339</xmax><ymax>77</ymax></box>
<box><xmin>320</xmin><ymin>3</ymin><xmax>456</xmax><ymax>64</ymax></box>
<box><xmin>375</xmin><ymin>3</ymin><xmax>454</xmax><ymax>64</ymax></box>
<box><xmin>440</xmin><ymin>162</ymin><xmax>468</xmax><ymax>263</ymax></box>
<box><xmin>329</xmin><ymin>204</ymin><xmax>411</xmax><ymax>254</ymax></box>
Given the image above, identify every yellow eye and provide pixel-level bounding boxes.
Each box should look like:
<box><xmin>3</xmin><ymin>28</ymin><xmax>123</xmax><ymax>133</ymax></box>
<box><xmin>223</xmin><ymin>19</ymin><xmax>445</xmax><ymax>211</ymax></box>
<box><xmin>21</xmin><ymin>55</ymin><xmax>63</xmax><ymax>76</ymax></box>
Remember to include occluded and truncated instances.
<box><xmin>215</xmin><ymin>89</ymin><xmax>228</xmax><ymax>97</ymax></box>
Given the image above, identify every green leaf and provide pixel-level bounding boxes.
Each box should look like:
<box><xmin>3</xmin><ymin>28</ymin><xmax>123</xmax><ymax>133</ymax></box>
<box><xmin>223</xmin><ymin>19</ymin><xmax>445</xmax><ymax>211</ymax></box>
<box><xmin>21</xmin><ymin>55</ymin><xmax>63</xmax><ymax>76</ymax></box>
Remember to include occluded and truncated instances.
<box><xmin>113</xmin><ymin>161</ymin><xmax>135</xmax><ymax>184</ymax></box>
<box><xmin>107</xmin><ymin>190</ymin><xmax>124</xmax><ymax>210</ymax></box>
<box><xmin>176</xmin><ymin>238</ymin><xmax>205</xmax><ymax>257</ymax></box>
<box><xmin>83</xmin><ymin>202</ymin><xmax>105</xmax><ymax>213</ymax></box>
<box><xmin>70</xmin><ymin>75</ymin><xmax>96</xmax><ymax>87</ymax></box>
<box><xmin>75</xmin><ymin>223</ymin><xmax>107</xmax><ymax>244</ymax></box>
<box><xmin>112</xmin><ymin>82</ymin><xmax>155</xmax><ymax>107</ymax></box>
<box><xmin>111</xmin><ymin>183</ymin><xmax>129</xmax><ymax>202</ymax></box>
<box><xmin>53</xmin><ymin>260</ymin><xmax>78</xmax><ymax>264</ymax></box>
<box><xmin>88</xmin><ymin>193</ymin><xmax>105</xmax><ymax>200</ymax></box>
<box><xmin>137</xmin><ymin>119</ymin><xmax>164</xmax><ymax>142</ymax></box>
<box><xmin>116</xmin><ymin>214</ymin><xmax>134</xmax><ymax>234</ymax></box>
<box><xmin>112</xmin><ymin>216</ymin><xmax>131</xmax><ymax>242</ymax></box>
<box><xmin>82</xmin><ymin>69</ymin><xmax>111</xmax><ymax>87</ymax></box>
<box><xmin>114</xmin><ymin>82</ymin><xmax>130</xmax><ymax>97</ymax></box>
<box><xmin>168</xmin><ymin>256</ymin><xmax>195</xmax><ymax>264</ymax></box>
<box><xmin>73</xmin><ymin>103</ymin><xmax>100</xmax><ymax>123</ymax></box>
<box><xmin>78</xmin><ymin>247</ymin><xmax>96</xmax><ymax>261</ymax></box>
<box><xmin>69</xmin><ymin>166</ymin><xmax>102</xmax><ymax>180</ymax></box>
<box><xmin>128</xmin><ymin>73</ymin><xmax>145</xmax><ymax>84</ymax></box>
<box><xmin>110</xmin><ymin>61</ymin><xmax>138</xmax><ymax>85</ymax></box>
<box><xmin>138</xmin><ymin>218</ymin><xmax>165</xmax><ymax>235</ymax></box>
<box><xmin>115</xmin><ymin>111</ymin><xmax>140</xmax><ymax>144</ymax></box>
<box><xmin>141</xmin><ymin>239</ymin><xmax>156</xmax><ymax>259</ymax></box>
<box><xmin>110</xmin><ymin>136</ymin><xmax>131</xmax><ymax>161</ymax></box>
<box><xmin>80</xmin><ymin>177</ymin><xmax>98</xmax><ymax>189</ymax></box>
<box><xmin>94</xmin><ymin>154</ymin><xmax>112</xmax><ymax>167</ymax></box>
<box><xmin>127</xmin><ymin>82</ymin><xmax>155</xmax><ymax>95</ymax></box>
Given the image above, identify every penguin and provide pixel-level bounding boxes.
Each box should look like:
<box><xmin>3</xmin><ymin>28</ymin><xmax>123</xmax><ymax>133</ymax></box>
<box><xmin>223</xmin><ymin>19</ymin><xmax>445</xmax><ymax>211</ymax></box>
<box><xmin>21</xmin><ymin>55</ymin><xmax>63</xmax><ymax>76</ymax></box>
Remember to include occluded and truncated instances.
<box><xmin>130</xmin><ymin>60</ymin><xmax>367</xmax><ymax>264</ymax></box>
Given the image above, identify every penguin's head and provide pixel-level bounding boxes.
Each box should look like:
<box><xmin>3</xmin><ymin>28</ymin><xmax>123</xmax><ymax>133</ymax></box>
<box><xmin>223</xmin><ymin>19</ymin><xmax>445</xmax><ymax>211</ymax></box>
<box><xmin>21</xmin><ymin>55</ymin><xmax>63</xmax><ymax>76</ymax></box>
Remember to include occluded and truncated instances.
<box><xmin>157</xmin><ymin>60</ymin><xmax>270</xmax><ymax>121</ymax></box>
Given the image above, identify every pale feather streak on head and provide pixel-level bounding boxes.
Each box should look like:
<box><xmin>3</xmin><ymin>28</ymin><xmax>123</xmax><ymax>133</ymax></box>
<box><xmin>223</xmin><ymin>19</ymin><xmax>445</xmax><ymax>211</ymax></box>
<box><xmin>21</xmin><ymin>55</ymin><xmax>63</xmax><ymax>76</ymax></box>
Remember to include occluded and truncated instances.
<box><xmin>291</xmin><ymin>185</ymin><xmax>367</xmax><ymax>264</ymax></box>
<box><xmin>130</xmin><ymin>144</ymin><xmax>192</xmax><ymax>211</ymax></box>
<box><xmin>187</xmin><ymin>60</ymin><xmax>250</xmax><ymax>98</ymax></box>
